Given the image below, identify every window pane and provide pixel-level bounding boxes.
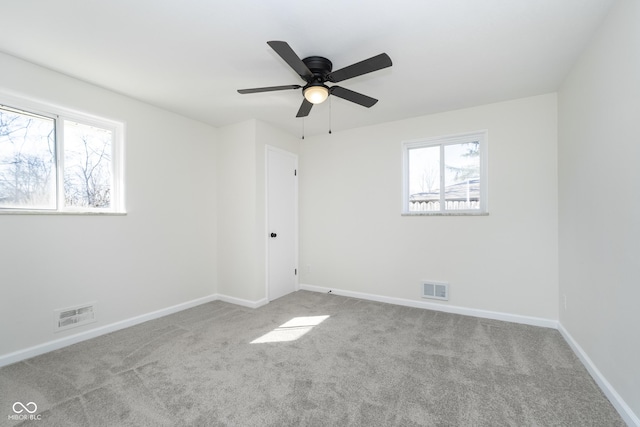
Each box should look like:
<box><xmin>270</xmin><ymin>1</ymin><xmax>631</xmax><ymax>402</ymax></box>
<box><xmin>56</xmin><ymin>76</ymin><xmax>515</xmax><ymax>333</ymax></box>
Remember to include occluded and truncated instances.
<box><xmin>63</xmin><ymin>120</ymin><xmax>112</xmax><ymax>208</ymax></box>
<box><xmin>0</xmin><ymin>106</ymin><xmax>56</xmax><ymax>209</ymax></box>
<box><xmin>408</xmin><ymin>146</ymin><xmax>440</xmax><ymax>212</ymax></box>
<box><xmin>444</xmin><ymin>142</ymin><xmax>480</xmax><ymax>210</ymax></box>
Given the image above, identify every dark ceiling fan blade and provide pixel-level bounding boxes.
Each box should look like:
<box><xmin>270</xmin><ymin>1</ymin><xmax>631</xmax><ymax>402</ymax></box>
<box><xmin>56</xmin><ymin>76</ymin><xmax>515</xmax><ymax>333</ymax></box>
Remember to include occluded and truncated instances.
<box><xmin>327</xmin><ymin>53</ymin><xmax>392</xmax><ymax>83</ymax></box>
<box><xmin>237</xmin><ymin>84</ymin><xmax>301</xmax><ymax>94</ymax></box>
<box><xmin>296</xmin><ymin>99</ymin><xmax>313</xmax><ymax>117</ymax></box>
<box><xmin>330</xmin><ymin>86</ymin><xmax>378</xmax><ymax>108</ymax></box>
<box><xmin>267</xmin><ymin>41</ymin><xmax>313</xmax><ymax>80</ymax></box>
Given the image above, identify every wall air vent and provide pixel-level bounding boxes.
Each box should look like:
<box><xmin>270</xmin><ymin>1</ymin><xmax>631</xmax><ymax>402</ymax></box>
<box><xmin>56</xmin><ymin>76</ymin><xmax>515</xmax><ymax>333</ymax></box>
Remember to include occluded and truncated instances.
<box><xmin>54</xmin><ymin>302</ymin><xmax>96</xmax><ymax>332</ymax></box>
<box><xmin>422</xmin><ymin>281</ymin><xmax>449</xmax><ymax>301</ymax></box>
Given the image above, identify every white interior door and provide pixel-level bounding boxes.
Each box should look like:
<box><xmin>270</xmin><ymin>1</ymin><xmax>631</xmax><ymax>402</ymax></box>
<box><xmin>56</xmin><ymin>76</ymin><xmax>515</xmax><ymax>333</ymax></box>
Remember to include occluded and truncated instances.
<box><xmin>266</xmin><ymin>146</ymin><xmax>298</xmax><ymax>301</ymax></box>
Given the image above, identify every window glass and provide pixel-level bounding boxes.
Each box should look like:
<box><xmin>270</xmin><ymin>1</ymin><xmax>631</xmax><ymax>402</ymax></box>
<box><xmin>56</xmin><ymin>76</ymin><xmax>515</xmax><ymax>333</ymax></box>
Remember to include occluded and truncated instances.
<box><xmin>408</xmin><ymin>145</ymin><xmax>440</xmax><ymax>211</ymax></box>
<box><xmin>0</xmin><ymin>106</ymin><xmax>56</xmax><ymax>209</ymax></box>
<box><xmin>64</xmin><ymin>120</ymin><xmax>113</xmax><ymax>209</ymax></box>
<box><xmin>444</xmin><ymin>142</ymin><xmax>480</xmax><ymax>211</ymax></box>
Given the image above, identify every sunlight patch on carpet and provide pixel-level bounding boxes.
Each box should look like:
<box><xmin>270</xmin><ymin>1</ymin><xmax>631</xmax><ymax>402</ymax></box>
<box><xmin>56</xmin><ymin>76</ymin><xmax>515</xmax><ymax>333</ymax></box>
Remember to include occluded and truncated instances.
<box><xmin>250</xmin><ymin>315</ymin><xmax>330</xmax><ymax>344</ymax></box>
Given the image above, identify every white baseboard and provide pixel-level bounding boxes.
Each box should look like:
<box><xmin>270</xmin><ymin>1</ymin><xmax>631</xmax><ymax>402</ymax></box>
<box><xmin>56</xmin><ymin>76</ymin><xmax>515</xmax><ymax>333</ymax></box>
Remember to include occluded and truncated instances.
<box><xmin>558</xmin><ymin>324</ymin><xmax>639</xmax><ymax>427</ymax></box>
<box><xmin>299</xmin><ymin>283</ymin><xmax>557</xmax><ymax>329</ymax></box>
<box><xmin>0</xmin><ymin>293</ymin><xmax>268</xmax><ymax>368</ymax></box>
<box><xmin>216</xmin><ymin>293</ymin><xmax>268</xmax><ymax>309</ymax></box>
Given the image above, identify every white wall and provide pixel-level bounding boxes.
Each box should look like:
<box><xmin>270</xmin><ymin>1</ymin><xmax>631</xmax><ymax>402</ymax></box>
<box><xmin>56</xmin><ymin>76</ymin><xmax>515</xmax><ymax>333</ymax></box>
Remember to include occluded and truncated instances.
<box><xmin>559</xmin><ymin>0</ymin><xmax>640</xmax><ymax>419</ymax></box>
<box><xmin>0</xmin><ymin>52</ymin><xmax>218</xmax><ymax>357</ymax></box>
<box><xmin>216</xmin><ymin>119</ymin><xmax>299</xmax><ymax>303</ymax></box>
<box><xmin>216</xmin><ymin>120</ymin><xmax>259</xmax><ymax>301</ymax></box>
<box><xmin>300</xmin><ymin>94</ymin><xmax>559</xmax><ymax>320</ymax></box>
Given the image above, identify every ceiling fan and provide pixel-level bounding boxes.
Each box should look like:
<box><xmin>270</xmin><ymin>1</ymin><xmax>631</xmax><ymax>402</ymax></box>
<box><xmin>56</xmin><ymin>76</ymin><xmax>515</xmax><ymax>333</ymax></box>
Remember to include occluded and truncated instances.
<box><xmin>238</xmin><ymin>41</ymin><xmax>392</xmax><ymax>118</ymax></box>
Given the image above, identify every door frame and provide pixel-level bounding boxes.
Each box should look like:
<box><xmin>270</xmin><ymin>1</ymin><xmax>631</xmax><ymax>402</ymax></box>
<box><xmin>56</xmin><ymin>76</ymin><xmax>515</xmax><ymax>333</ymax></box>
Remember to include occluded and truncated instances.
<box><xmin>265</xmin><ymin>145</ymin><xmax>299</xmax><ymax>302</ymax></box>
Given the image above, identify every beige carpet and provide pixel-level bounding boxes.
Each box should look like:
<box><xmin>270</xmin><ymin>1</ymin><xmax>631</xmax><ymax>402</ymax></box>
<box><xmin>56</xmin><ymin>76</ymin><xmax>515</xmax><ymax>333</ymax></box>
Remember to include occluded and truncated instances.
<box><xmin>0</xmin><ymin>290</ymin><xmax>624</xmax><ymax>426</ymax></box>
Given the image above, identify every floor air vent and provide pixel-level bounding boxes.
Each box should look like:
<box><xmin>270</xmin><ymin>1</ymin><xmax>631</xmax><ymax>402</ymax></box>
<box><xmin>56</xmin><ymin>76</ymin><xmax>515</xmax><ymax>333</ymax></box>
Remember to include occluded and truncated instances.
<box><xmin>54</xmin><ymin>303</ymin><xmax>96</xmax><ymax>332</ymax></box>
<box><xmin>422</xmin><ymin>282</ymin><xmax>449</xmax><ymax>301</ymax></box>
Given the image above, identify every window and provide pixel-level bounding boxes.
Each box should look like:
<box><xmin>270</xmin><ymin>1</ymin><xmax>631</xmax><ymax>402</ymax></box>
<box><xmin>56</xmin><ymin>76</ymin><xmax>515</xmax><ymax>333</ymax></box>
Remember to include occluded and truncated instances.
<box><xmin>402</xmin><ymin>131</ymin><xmax>487</xmax><ymax>215</ymax></box>
<box><xmin>0</xmin><ymin>98</ymin><xmax>124</xmax><ymax>213</ymax></box>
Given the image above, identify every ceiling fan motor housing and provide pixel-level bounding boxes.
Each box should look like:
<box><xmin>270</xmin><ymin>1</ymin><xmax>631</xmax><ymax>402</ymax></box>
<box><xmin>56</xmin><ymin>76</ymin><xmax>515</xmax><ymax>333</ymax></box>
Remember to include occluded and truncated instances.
<box><xmin>302</xmin><ymin>56</ymin><xmax>333</xmax><ymax>83</ymax></box>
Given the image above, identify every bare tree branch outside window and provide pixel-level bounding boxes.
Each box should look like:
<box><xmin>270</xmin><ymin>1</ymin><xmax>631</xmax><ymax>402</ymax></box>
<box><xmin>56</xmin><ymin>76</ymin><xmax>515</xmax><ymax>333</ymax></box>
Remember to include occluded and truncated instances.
<box><xmin>445</xmin><ymin>141</ymin><xmax>480</xmax><ymax>182</ymax></box>
<box><xmin>0</xmin><ymin>107</ymin><xmax>56</xmax><ymax>209</ymax></box>
<box><xmin>63</xmin><ymin>121</ymin><xmax>112</xmax><ymax>209</ymax></box>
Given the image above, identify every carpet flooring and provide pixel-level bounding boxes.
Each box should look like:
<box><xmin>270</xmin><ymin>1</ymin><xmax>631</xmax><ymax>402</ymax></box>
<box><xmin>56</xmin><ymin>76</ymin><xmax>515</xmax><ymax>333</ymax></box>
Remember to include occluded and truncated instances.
<box><xmin>0</xmin><ymin>290</ymin><xmax>624</xmax><ymax>426</ymax></box>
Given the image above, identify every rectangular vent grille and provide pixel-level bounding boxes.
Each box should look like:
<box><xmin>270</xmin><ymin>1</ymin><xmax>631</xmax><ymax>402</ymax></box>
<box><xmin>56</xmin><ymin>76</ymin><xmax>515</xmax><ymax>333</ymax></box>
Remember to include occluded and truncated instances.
<box><xmin>55</xmin><ymin>303</ymin><xmax>96</xmax><ymax>332</ymax></box>
<box><xmin>422</xmin><ymin>282</ymin><xmax>449</xmax><ymax>300</ymax></box>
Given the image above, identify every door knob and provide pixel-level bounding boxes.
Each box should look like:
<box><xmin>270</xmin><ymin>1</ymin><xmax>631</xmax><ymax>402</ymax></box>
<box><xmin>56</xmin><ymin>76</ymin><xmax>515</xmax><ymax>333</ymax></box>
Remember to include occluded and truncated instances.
<box><xmin>270</xmin><ymin>233</ymin><xmax>277</xmax><ymax>238</ymax></box>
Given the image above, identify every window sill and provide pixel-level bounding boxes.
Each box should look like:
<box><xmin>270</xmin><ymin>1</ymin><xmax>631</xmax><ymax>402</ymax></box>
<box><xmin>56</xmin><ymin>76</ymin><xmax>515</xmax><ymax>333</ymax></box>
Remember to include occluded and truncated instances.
<box><xmin>402</xmin><ymin>211</ymin><xmax>489</xmax><ymax>216</ymax></box>
<box><xmin>0</xmin><ymin>210</ymin><xmax>127</xmax><ymax>216</ymax></box>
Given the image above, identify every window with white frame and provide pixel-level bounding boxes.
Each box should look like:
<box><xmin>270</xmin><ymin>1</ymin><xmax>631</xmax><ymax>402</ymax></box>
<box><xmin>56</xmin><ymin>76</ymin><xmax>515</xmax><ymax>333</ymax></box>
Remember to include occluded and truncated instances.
<box><xmin>0</xmin><ymin>98</ymin><xmax>124</xmax><ymax>213</ymax></box>
<box><xmin>402</xmin><ymin>131</ymin><xmax>487</xmax><ymax>214</ymax></box>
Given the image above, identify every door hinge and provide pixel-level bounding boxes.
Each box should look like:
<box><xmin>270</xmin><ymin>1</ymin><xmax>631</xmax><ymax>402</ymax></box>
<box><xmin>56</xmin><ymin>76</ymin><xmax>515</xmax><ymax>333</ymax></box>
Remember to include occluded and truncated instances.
<box><xmin>294</xmin><ymin>268</ymin><xmax>297</xmax><ymax>275</ymax></box>
<box><xmin>294</xmin><ymin>169</ymin><xmax>297</xmax><ymax>176</ymax></box>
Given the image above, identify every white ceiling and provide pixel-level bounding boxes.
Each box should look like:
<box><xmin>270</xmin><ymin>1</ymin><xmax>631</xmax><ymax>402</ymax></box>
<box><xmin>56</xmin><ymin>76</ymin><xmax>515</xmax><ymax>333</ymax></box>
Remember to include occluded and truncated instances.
<box><xmin>0</xmin><ymin>0</ymin><xmax>614</xmax><ymax>137</ymax></box>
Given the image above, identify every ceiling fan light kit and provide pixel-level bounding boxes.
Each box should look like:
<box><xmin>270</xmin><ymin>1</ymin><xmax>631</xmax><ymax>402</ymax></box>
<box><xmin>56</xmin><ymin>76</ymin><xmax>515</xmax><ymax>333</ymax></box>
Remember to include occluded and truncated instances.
<box><xmin>303</xmin><ymin>85</ymin><xmax>329</xmax><ymax>104</ymax></box>
<box><xmin>238</xmin><ymin>41</ymin><xmax>392</xmax><ymax>118</ymax></box>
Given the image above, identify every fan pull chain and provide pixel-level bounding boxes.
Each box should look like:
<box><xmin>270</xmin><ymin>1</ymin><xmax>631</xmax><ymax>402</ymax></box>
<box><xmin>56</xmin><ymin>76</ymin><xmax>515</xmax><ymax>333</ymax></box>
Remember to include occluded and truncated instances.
<box><xmin>301</xmin><ymin>118</ymin><xmax>305</xmax><ymax>140</ymax></box>
<box><xmin>328</xmin><ymin>97</ymin><xmax>332</xmax><ymax>135</ymax></box>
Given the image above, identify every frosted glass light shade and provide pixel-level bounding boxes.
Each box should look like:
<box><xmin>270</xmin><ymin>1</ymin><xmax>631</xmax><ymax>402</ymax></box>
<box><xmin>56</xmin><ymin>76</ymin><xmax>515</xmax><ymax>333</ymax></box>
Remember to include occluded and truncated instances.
<box><xmin>303</xmin><ymin>85</ymin><xmax>329</xmax><ymax>104</ymax></box>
